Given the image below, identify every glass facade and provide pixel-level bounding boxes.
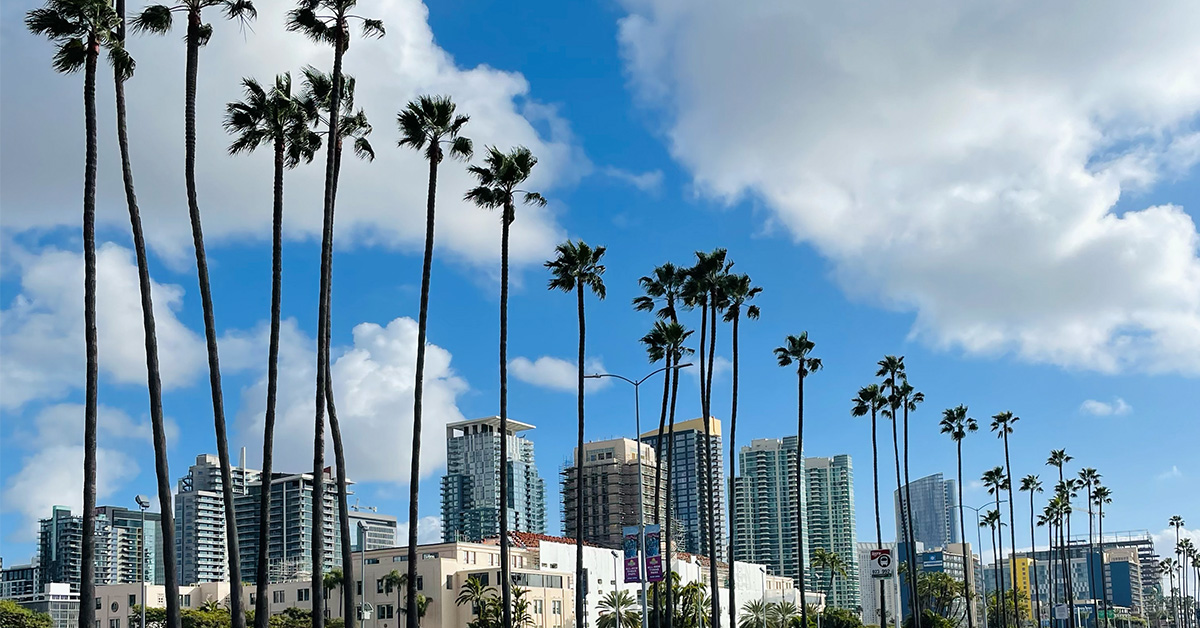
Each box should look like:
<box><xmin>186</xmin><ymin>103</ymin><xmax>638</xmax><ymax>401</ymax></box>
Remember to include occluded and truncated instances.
<box><xmin>640</xmin><ymin>417</ymin><xmax>725</xmax><ymax>562</ymax></box>
<box><xmin>730</xmin><ymin>436</ymin><xmax>807</xmax><ymax>587</ymax></box>
<box><xmin>894</xmin><ymin>472</ymin><xmax>960</xmax><ymax>552</ymax></box>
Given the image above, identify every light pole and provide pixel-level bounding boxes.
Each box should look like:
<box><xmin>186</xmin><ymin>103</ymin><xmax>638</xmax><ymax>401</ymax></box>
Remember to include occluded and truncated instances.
<box><xmin>963</xmin><ymin>500</ymin><xmax>1009</xmax><ymax>628</ymax></box>
<box><xmin>586</xmin><ymin>362</ymin><xmax>692</xmax><ymax>628</ymax></box>
<box><xmin>357</xmin><ymin>522</ymin><xmax>371</xmax><ymax>628</ymax></box>
<box><xmin>135</xmin><ymin>495</ymin><xmax>151</xmax><ymax>628</ymax></box>
<box><xmin>612</xmin><ymin>551</ymin><xmax>622</xmax><ymax>628</ymax></box>
<box><xmin>760</xmin><ymin>565</ymin><xmax>767</xmax><ymax>603</ymax></box>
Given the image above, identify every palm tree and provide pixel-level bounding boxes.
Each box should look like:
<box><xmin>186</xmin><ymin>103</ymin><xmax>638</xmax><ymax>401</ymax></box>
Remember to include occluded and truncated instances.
<box><xmin>774</xmin><ymin>332</ymin><xmax>822</xmax><ymax>628</ymax></box>
<box><xmin>812</xmin><ymin>548</ymin><xmax>848</xmax><ymax>604</ymax></box>
<box><xmin>1171</xmin><ymin>517</ymin><xmax>1186</xmax><ymax>628</ymax></box>
<box><xmin>1019</xmin><ymin>475</ymin><xmax>1044</xmax><ymax>626</ymax></box>
<box><xmin>878</xmin><ymin>355</ymin><xmax>919</xmax><ymax>628</ymax></box>
<box><xmin>654</xmin><ymin>321</ymin><xmax>693</xmax><ymax>628</ymax></box>
<box><xmin>723</xmin><ymin>272</ymin><xmax>760</xmax><ymax>628</ymax></box>
<box><xmin>1077</xmin><ymin>468</ymin><xmax>1101</xmax><ymax>627</ymax></box>
<box><xmin>381</xmin><ymin>570</ymin><xmax>404</xmax><ymax>624</ymax></box>
<box><xmin>224</xmin><ymin>73</ymin><xmax>319</xmax><ymax>628</ymax></box>
<box><xmin>132</xmin><ymin>0</ymin><xmax>257</xmax><ymax>619</ymax></box>
<box><xmin>1178</xmin><ymin>540</ymin><xmax>1196</xmax><ymax>628</ymax></box>
<box><xmin>323</xmin><ymin>568</ymin><xmax>344</xmax><ymax>619</ymax></box>
<box><xmin>598</xmin><ymin>590</ymin><xmax>640</xmax><ymax>628</ymax></box>
<box><xmin>395</xmin><ymin>94</ymin><xmax>471</xmax><ymax>627</ymax></box>
<box><xmin>769</xmin><ymin>601</ymin><xmax>800</xmax><ymax>628</ymax></box>
<box><xmin>1047</xmin><ymin>451</ymin><xmax>1075</xmax><ymax>628</ymax></box>
<box><xmin>1164</xmin><ymin>560</ymin><xmax>1180</xmax><ymax>628</ymax></box>
<box><xmin>939</xmin><ymin>404</ymin><xmax>978</xmax><ymax>628</ymax></box>
<box><xmin>982</xmin><ymin>466</ymin><xmax>1009</xmax><ymax>628</ymax></box>
<box><xmin>546</xmin><ymin>239</ymin><xmax>607</xmax><ymax>628</ymax></box>
<box><xmin>466</xmin><ymin>146</ymin><xmax>545</xmax><ymax>627</ymax></box>
<box><xmin>991</xmin><ymin>412</ymin><xmax>1021</xmax><ymax>620</ymax></box>
<box><xmin>980</xmin><ymin>511</ymin><xmax>1002</xmax><ymax>628</ymax></box>
<box><xmin>1093</xmin><ymin>486</ymin><xmax>1112</xmax><ymax>628</ymax></box>
<box><xmin>739</xmin><ymin>599</ymin><xmax>770</xmax><ymax>628</ymax></box>
<box><xmin>853</xmin><ymin>384</ymin><xmax>889</xmax><ymax>628</ymax></box>
<box><xmin>456</xmin><ymin>575</ymin><xmax>496</xmax><ymax>627</ymax></box>
<box><xmin>25</xmin><ymin>4</ymin><xmax>125</xmax><ymax>628</ymax></box>
<box><xmin>1036</xmin><ymin>508</ymin><xmax>1055</xmax><ymax>623</ymax></box>
<box><xmin>899</xmin><ymin>380</ymin><xmax>924</xmax><ymax>611</ymax></box>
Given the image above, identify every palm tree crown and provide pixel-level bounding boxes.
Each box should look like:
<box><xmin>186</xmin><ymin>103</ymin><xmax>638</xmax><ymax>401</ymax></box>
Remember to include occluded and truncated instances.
<box><xmin>285</xmin><ymin>0</ymin><xmax>383</xmax><ymax>51</ymax></box>
<box><xmin>774</xmin><ymin>332</ymin><xmax>822</xmax><ymax>375</ymax></box>
<box><xmin>132</xmin><ymin>0</ymin><xmax>256</xmax><ymax>43</ymax></box>
<box><xmin>465</xmin><ymin>146</ymin><xmax>547</xmax><ymax>217</ymax></box>
<box><xmin>982</xmin><ymin>466</ymin><xmax>1009</xmax><ymax>495</ymax></box>
<box><xmin>397</xmin><ymin>94</ymin><xmax>473</xmax><ymax>163</ymax></box>
<box><xmin>1020</xmin><ymin>475</ymin><xmax>1043</xmax><ymax>495</ymax></box>
<box><xmin>722</xmin><ymin>273</ymin><xmax>761</xmax><ymax>323</ymax></box>
<box><xmin>545</xmin><ymin>240</ymin><xmax>607</xmax><ymax>298</ymax></box>
<box><xmin>633</xmin><ymin>262</ymin><xmax>688</xmax><ymax>321</ymax></box>
<box><xmin>27</xmin><ymin>0</ymin><xmax>131</xmax><ymax>78</ymax></box>
<box><xmin>224</xmin><ymin>74</ymin><xmax>321</xmax><ymax>165</ymax></box>
<box><xmin>939</xmin><ymin>405</ymin><xmax>978</xmax><ymax>442</ymax></box>
<box><xmin>300</xmin><ymin>67</ymin><xmax>375</xmax><ymax>161</ymax></box>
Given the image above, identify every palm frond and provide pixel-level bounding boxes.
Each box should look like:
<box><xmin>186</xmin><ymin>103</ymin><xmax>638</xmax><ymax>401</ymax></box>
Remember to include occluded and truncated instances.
<box><xmin>522</xmin><ymin>191</ymin><xmax>546</xmax><ymax>207</ymax></box>
<box><xmin>196</xmin><ymin>21</ymin><xmax>213</xmax><ymax>45</ymax></box>
<box><xmin>360</xmin><ymin>17</ymin><xmax>383</xmax><ymax>38</ymax></box>
<box><xmin>131</xmin><ymin>4</ymin><xmax>173</xmax><ymax>33</ymax></box>
<box><xmin>352</xmin><ymin>136</ymin><xmax>374</xmax><ymax>161</ymax></box>
<box><xmin>106</xmin><ymin>41</ymin><xmax>135</xmax><ymax>81</ymax></box>
<box><xmin>51</xmin><ymin>37</ymin><xmax>88</xmax><ymax>73</ymax></box>
<box><xmin>449</xmin><ymin>135</ymin><xmax>473</xmax><ymax>161</ymax></box>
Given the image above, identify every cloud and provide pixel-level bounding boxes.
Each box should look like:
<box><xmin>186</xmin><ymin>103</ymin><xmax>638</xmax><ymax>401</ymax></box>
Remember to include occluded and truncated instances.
<box><xmin>234</xmin><ymin>317</ymin><xmax>468</xmax><ymax>484</ymax></box>
<box><xmin>1</xmin><ymin>0</ymin><xmax>578</xmax><ymax>269</ymax></box>
<box><xmin>509</xmin><ymin>356</ymin><xmax>610</xmax><ymax>392</ymax></box>
<box><xmin>398</xmin><ymin>515</ymin><xmax>443</xmax><ymax>546</ymax></box>
<box><xmin>603</xmin><ymin>167</ymin><xmax>665</xmax><ymax>193</ymax></box>
<box><xmin>617</xmin><ymin>0</ymin><xmax>1200</xmax><ymax>374</ymax></box>
<box><xmin>1152</xmin><ymin>526</ymin><xmax>1199</xmax><ymax>563</ymax></box>
<box><xmin>1079</xmin><ymin>398</ymin><xmax>1132</xmax><ymax>416</ymax></box>
<box><xmin>685</xmin><ymin>355</ymin><xmax>730</xmax><ymax>386</ymax></box>
<box><xmin>1</xmin><ymin>404</ymin><xmax>146</xmax><ymax>541</ymax></box>
<box><xmin>0</xmin><ymin>243</ymin><xmax>206</xmax><ymax>410</ymax></box>
<box><xmin>1155</xmin><ymin>466</ymin><xmax>1183</xmax><ymax>481</ymax></box>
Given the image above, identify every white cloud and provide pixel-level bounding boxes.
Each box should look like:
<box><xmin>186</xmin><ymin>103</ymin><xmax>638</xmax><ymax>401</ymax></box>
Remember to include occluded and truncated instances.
<box><xmin>1</xmin><ymin>0</ymin><xmax>579</xmax><ymax>269</ymax></box>
<box><xmin>398</xmin><ymin>515</ymin><xmax>443</xmax><ymax>546</ymax></box>
<box><xmin>617</xmin><ymin>0</ymin><xmax>1200</xmax><ymax>374</ymax></box>
<box><xmin>1079</xmin><ymin>398</ymin><xmax>1132</xmax><ymax>416</ymax></box>
<box><xmin>0</xmin><ymin>243</ymin><xmax>206</xmax><ymax>410</ymax></box>
<box><xmin>11</xmin><ymin>402</ymin><xmax>180</xmax><ymax>447</ymax></box>
<box><xmin>603</xmin><ymin>167</ymin><xmax>665</xmax><ymax>193</ymax></box>
<box><xmin>686</xmin><ymin>355</ymin><xmax>731</xmax><ymax>386</ymax></box>
<box><xmin>509</xmin><ymin>356</ymin><xmax>610</xmax><ymax>392</ymax></box>
<box><xmin>1155</xmin><ymin>466</ymin><xmax>1183</xmax><ymax>481</ymax></box>
<box><xmin>1152</xmin><ymin>526</ymin><xmax>1199</xmax><ymax>564</ymax></box>
<box><xmin>234</xmin><ymin>316</ymin><xmax>468</xmax><ymax>484</ymax></box>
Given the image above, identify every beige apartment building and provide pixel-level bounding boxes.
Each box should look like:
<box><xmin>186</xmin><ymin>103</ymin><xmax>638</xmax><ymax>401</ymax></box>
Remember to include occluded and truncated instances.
<box><xmin>561</xmin><ymin>438</ymin><xmax>667</xmax><ymax>550</ymax></box>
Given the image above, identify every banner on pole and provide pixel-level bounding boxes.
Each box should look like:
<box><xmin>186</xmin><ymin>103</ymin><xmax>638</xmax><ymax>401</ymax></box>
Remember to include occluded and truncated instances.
<box><xmin>645</xmin><ymin>525</ymin><xmax>664</xmax><ymax>582</ymax></box>
<box><xmin>623</xmin><ymin>526</ymin><xmax>641</xmax><ymax>583</ymax></box>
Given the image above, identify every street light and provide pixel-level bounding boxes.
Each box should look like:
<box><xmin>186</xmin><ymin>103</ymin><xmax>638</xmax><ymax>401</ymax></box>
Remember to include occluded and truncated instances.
<box><xmin>585</xmin><ymin>362</ymin><xmax>693</xmax><ymax>628</ymax></box>
<box><xmin>962</xmin><ymin>500</ymin><xmax>1009</xmax><ymax>628</ymax></box>
<box><xmin>135</xmin><ymin>495</ymin><xmax>151</xmax><ymax>628</ymax></box>
<box><xmin>612</xmin><ymin>551</ymin><xmax>622</xmax><ymax>628</ymax></box>
<box><xmin>760</xmin><ymin>565</ymin><xmax>767</xmax><ymax>603</ymax></box>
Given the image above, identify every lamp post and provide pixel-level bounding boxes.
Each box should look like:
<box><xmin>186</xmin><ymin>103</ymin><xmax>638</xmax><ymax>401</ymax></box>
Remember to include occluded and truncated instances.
<box><xmin>963</xmin><ymin>500</ymin><xmax>1009</xmax><ymax>628</ymax></box>
<box><xmin>760</xmin><ymin>565</ymin><xmax>768</xmax><ymax>603</ymax></box>
<box><xmin>135</xmin><ymin>495</ymin><xmax>151</xmax><ymax>628</ymax></box>
<box><xmin>585</xmin><ymin>362</ymin><xmax>693</xmax><ymax>628</ymax></box>
<box><xmin>612</xmin><ymin>551</ymin><xmax>622</xmax><ymax>628</ymax></box>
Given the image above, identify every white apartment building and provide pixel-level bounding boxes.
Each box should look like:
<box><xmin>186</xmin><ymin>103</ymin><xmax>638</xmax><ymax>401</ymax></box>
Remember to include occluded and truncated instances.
<box><xmin>175</xmin><ymin>453</ymin><xmax>260</xmax><ymax>585</ymax></box>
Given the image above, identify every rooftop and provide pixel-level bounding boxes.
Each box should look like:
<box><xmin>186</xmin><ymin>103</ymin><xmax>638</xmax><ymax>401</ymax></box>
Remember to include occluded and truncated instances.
<box><xmin>447</xmin><ymin>416</ymin><xmax>536</xmax><ymax>433</ymax></box>
<box><xmin>639</xmin><ymin>416</ymin><xmax>721</xmax><ymax>439</ymax></box>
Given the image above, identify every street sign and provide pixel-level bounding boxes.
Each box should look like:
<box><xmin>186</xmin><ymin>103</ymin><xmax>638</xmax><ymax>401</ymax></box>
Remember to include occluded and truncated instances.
<box><xmin>1053</xmin><ymin>605</ymin><xmax>1069</xmax><ymax>620</ymax></box>
<box><xmin>870</xmin><ymin>549</ymin><xmax>893</xmax><ymax>579</ymax></box>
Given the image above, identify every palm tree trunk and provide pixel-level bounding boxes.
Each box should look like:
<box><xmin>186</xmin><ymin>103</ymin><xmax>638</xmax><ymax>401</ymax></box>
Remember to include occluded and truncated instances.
<box><xmin>991</xmin><ymin>524</ymin><xmax>999</xmax><ymax>628</ymax></box>
<box><xmin>1059</xmin><ymin>517</ymin><xmax>1071</xmax><ymax>628</ymax></box>
<box><xmin>574</xmin><ymin>283</ymin><xmax>586</xmax><ymax>628</ymax></box>
<box><xmin>312</xmin><ymin>26</ymin><xmax>346</xmax><ymax>628</ymax></box>
<box><xmin>326</xmin><ymin>373</ymin><xmax>356</xmax><ymax>628</ymax></box>
<box><xmin>1029</xmin><ymin>493</ymin><xmax>1041</xmax><ymax>628</ymax></box>
<box><xmin>499</xmin><ymin>201</ymin><xmax>513</xmax><ymax>628</ymax></box>
<box><xmin>80</xmin><ymin>35</ymin><xmax>99</xmax><ymax>628</ymax></box>
<box><xmin>958</xmin><ymin>442</ymin><xmax>973</xmax><ymax>628</ymax></box>
<box><xmin>406</xmin><ymin>148</ymin><xmax>439</xmax><ymax>628</ymax></box>
<box><xmin>652</xmin><ymin>352</ymin><xmax>672</xmax><ymax>628</ymax></box>
<box><xmin>112</xmin><ymin>6</ymin><xmax>181</xmax><ymax>626</ymax></box>
<box><xmin>665</xmin><ymin>360</ymin><xmax>681</xmax><ymax>628</ymax></box>
<box><xmin>728</xmin><ymin>313</ymin><xmax>740</xmax><ymax>628</ymax></box>
<box><xmin>1065</xmin><ymin>507</ymin><xmax>1075</xmax><ymax>628</ymax></box>
<box><xmin>1003</xmin><ymin>436</ymin><xmax>1018</xmax><ymax>628</ymax></box>
<box><xmin>1098</xmin><ymin>502</ymin><xmax>1107</xmax><ymax>628</ymax></box>
<box><xmin>253</xmin><ymin>136</ymin><xmax>286</xmax><ymax>628</ymax></box>
<box><xmin>890</xmin><ymin>408</ymin><xmax>905</xmax><ymax>626</ymax></box>
<box><xmin>996</xmin><ymin>495</ymin><xmax>1007</xmax><ymax>628</ymax></box>
<box><xmin>1085</xmin><ymin>487</ymin><xmax>1096</xmax><ymax>628</ymax></box>
<box><xmin>183</xmin><ymin>13</ymin><xmax>243</xmax><ymax>627</ymax></box>
<box><xmin>797</xmin><ymin>372</ymin><xmax>808</xmax><ymax>628</ymax></box>
<box><xmin>703</xmin><ymin>299</ymin><xmax>720</xmax><ymax>628</ymax></box>
<box><xmin>903</xmin><ymin>401</ymin><xmax>921</xmax><ymax>628</ymax></box>
<box><xmin>873</xmin><ymin>407</ymin><xmax>886</xmax><ymax>628</ymax></box>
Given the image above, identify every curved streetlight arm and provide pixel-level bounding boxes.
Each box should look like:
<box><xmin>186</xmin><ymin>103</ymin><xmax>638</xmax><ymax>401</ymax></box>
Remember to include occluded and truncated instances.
<box><xmin>585</xmin><ymin>362</ymin><xmax>694</xmax><ymax>386</ymax></box>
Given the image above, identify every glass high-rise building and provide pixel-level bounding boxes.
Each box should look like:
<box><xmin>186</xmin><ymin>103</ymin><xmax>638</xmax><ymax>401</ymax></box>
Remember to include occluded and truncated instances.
<box><xmin>175</xmin><ymin>453</ymin><xmax>260</xmax><ymax>585</ymax></box>
<box><xmin>36</xmin><ymin>505</ymin><xmax>165</xmax><ymax>592</ymax></box>
<box><xmin>730</xmin><ymin>437</ymin><xmax>807</xmax><ymax>586</ymax></box>
<box><xmin>641</xmin><ymin>417</ymin><xmax>726</xmax><ymax>562</ymax></box>
<box><xmin>441</xmin><ymin>417</ymin><xmax>547</xmax><ymax>542</ymax></box>
<box><xmin>894</xmin><ymin>472</ymin><xmax>960</xmax><ymax>552</ymax></box>
<box><xmin>806</xmin><ymin>455</ymin><xmax>860</xmax><ymax>610</ymax></box>
<box><xmin>234</xmin><ymin>469</ymin><xmax>344</xmax><ymax>583</ymax></box>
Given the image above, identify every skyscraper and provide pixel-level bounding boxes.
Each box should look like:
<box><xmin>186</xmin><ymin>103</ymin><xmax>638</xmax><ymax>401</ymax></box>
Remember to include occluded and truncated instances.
<box><xmin>37</xmin><ymin>507</ymin><xmax>83</xmax><ymax>592</ymax></box>
<box><xmin>348</xmin><ymin>509</ymin><xmax>399</xmax><ymax>552</ymax></box>
<box><xmin>234</xmin><ymin>468</ymin><xmax>345</xmax><ymax>583</ymax></box>
<box><xmin>561</xmin><ymin>438</ymin><xmax>666</xmax><ymax>549</ymax></box>
<box><xmin>641</xmin><ymin>417</ymin><xmax>726</xmax><ymax>562</ymax></box>
<box><xmin>730</xmin><ymin>437</ymin><xmax>807</xmax><ymax>585</ymax></box>
<box><xmin>894</xmin><ymin>472</ymin><xmax>960</xmax><ymax>552</ymax></box>
<box><xmin>36</xmin><ymin>505</ymin><xmax>165</xmax><ymax>592</ymax></box>
<box><xmin>805</xmin><ymin>455</ymin><xmax>860</xmax><ymax>609</ymax></box>
<box><xmin>440</xmin><ymin>417</ymin><xmax>547</xmax><ymax>542</ymax></box>
<box><xmin>175</xmin><ymin>453</ymin><xmax>260</xmax><ymax>585</ymax></box>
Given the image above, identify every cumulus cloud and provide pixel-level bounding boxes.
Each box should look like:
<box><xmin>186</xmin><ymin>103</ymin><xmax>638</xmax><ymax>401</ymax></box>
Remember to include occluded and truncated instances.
<box><xmin>1079</xmin><ymin>397</ymin><xmax>1132</xmax><ymax>416</ymax></box>
<box><xmin>398</xmin><ymin>515</ymin><xmax>444</xmax><ymax>546</ymax></box>
<box><xmin>1</xmin><ymin>404</ymin><xmax>146</xmax><ymax>541</ymax></box>
<box><xmin>1</xmin><ymin>0</ymin><xmax>579</xmax><ymax>268</ymax></box>
<box><xmin>0</xmin><ymin>243</ymin><xmax>206</xmax><ymax>409</ymax></box>
<box><xmin>234</xmin><ymin>317</ymin><xmax>468</xmax><ymax>484</ymax></box>
<box><xmin>509</xmin><ymin>356</ymin><xmax>610</xmax><ymax>392</ymax></box>
<box><xmin>1152</xmin><ymin>526</ymin><xmax>1199</xmax><ymax>562</ymax></box>
<box><xmin>617</xmin><ymin>0</ymin><xmax>1200</xmax><ymax>374</ymax></box>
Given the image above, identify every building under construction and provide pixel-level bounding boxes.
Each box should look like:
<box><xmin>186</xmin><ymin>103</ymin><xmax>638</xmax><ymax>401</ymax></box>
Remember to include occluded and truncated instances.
<box><xmin>561</xmin><ymin>437</ymin><xmax>667</xmax><ymax>550</ymax></box>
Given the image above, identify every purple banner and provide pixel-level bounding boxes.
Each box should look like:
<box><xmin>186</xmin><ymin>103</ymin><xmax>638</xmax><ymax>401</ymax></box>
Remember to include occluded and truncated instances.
<box><xmin>644</xmin><ymin>525</ymin><xmax>664</xmax><ymax>582</ymax></box>
<box><xmin>623</xmin><ymin>526</ymin><xmax>641</xmax><ymax>583</ymax></box>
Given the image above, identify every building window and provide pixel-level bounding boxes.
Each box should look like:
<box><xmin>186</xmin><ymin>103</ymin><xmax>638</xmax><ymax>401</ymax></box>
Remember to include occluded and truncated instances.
<box><xmin>552</xmin><ymin>600</ymin><xmax>562</xmax><ymax>615</ymax></box>
<box><xmin>180</xmin><ymin>595</ymin><xmax>191</xmax><ymax>607</ymax></box>
<box><xmin>377</xmin><ymin>580</ymin><xmax>385</xmax><ymax>594</ymax></box>
<box><xmin>273</xmin><ymin>591</ymin><xmax>285</xmax><ymax>604</ymax></box>
<box><xmin>129</xmin><ymin>595</ymin><xmax>137</xmax><ymax>608</ymax></box>
<box><xmin>365</xmin><ymin>558</ymin><xmax>378</xmax><ymax>565</ymax></box>
<box><xmin>96</xmin><ymin>599</ymin><xmax>102</xmax><ymax>610</ymax></box>
<box><xmin>356</xmin><ymin>581</ymin><xmax>362</xmax><ymax>595</ymax></box>
<box><xmin>249</xmin><ymin>593</ymin><xmax>256</xmax><ymax>606</ymax></box>
<box><xmin>297</xmin><ymin>588</ymin><xmax>310</xmax><ymax>602</ymax></box>
<box><xmin>534</xmin><ymin>600</ymin><xmax>544</xmax><ymax>615</ymax></box>
<box><xmin>416</xmin><ymin>576</ymin><xmax>423</xmax><ymax>591</ymax></box>
<box><xmin>111</xmin><ymin>602</ymin><xmax>119</xmax><ymax>613</ymax></box>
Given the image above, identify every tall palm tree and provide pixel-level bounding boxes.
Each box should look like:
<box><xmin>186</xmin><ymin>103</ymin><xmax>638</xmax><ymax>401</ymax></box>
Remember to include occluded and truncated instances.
<box><xmin>132</xmin><ymin>0</ymin><xmax>257</xmax><ymax>618</ymax></box>
<box><xmin>382</xmin><ymin>570</ymin><xmax>404</xmax><ymax>623</ymax></box>
<box><xmin>323</xmin><ymin>568</ymin><xmax>344</xmax><ymax>619</ymax></box>
<box><xmin>1163</xmin><ymin>560</ymin><xmax>1180</xmax><ymax>628</ymax></box>
<box><xmin>1093</xmin><ymin>486</ymin><xmax>1112</xmax><ymax>628</ymax></box>
<box><xmin>723</xmin><ymin>272</ymin><xmax>761</xmax><ymax>628</ymax></box>
<box><xmin>1037</xmin><ymin>507</ymin><xmax>1056</xmax><ymax>625</ymax></box>
<box><xmin>982</xmin><ymin>466</ymin><xmax>1010</xmax><ymax>628</ymax></box>
<box><xmin>598</xmin><ymin>590</ymin><xmax>641</xmax><ymax>628</ymax></box>
<box><xmin>288</xmin><ymin>1</ymin><xmax>384</xmax><ymax>622</ymax></box>
<box><xmin>25</xmin><ymin>4</ymin><xmax>125</xmax><ymax>628</ymax></box>
<box><xmin>1171</xmin><ymin>517</ymin><xmax>1187</xmax><ymax>628</ymax></box>
<box><xmin>466</xmin><ymin>146</ymin><xmax>545</xmax><ymax>627</ymax></box>
<box><xmin>395</xmin><ymin>94</ymin><xmax>472</xmax><ymax>628</ymax></box>
<box><xmin>1020</xmin><ymin>475</ymin><xmax>1044</xmax><ymax>626</ymax></box>
<box><xmin>546</xmin><ymin>239</ymin><xmax>607</xmax><ymax>628</ymax></box>
<box><xmin>224</xmin><ymin>73</ymin><xmax>319</xmax><ymax>628</ymax></box>
<box><xmin>1077</xmin><ymin>468</ymin><xmax>1101</xmax><ymax>625</ymax></box>
<box><xmin>853</xmin><ymin>384</ymin><xmax>889</xmax><ymax>628</ymax></box>
<box><xmin>812</xmin><ymin>548</ymin><xmax>848</xmax><ymax>604</ymax></box>
<box><xmin>940</xmin><ymin>405</ymin><xmax>978</xmax><ymax>628</ymax></box>
<box><xmin>774</xmin><ymin>332</ymin><xmax>822</xmax><ymax>628</ymax></box>
<box><xmin>1178</xmin><ymin>540</ymin><xmax>1196</xmax><ymax>628</ymax></box>
<box><xmin>899</xmin><ymin>380</ymin><xmax>924</xmax><ymax>614</ymax></box>
<box><xmin>981</xmin><ymin>510</ymin><xmax>1003</xmax><ymax>628</ymax></box>
<box><xmin>107</xmin><ymin>2</ymin><xmax>182</xmax><ymax>627</ymax></box>
<box><xmin>1047</xmin><ymin>451</ymin><xmax>1076</xmax><ymax>628</ymax></box>
<box><xmin>656</xmin><ymin>321</ymin><xmax>692</xmax><ymax>628</ymax></box>
<box><xmin>877</xmin><ymin>355</ymin><xmax>918</xmax><ymax>628</ymax></box>
<box><xmin>991</xmin><ymin>412</ymin><xmax>1021</xmax><ymax>619</ymax></box>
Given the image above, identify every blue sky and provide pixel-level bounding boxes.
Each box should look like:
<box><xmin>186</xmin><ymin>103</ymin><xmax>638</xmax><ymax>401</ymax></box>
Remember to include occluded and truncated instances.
<box><xmin>2</xmin><ymin>0</ymin><xmax>1199</xmax><ymax>567</ymax></box>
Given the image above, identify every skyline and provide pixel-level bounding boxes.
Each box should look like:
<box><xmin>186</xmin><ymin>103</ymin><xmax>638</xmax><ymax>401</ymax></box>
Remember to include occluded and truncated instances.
<box><xmin>2</xmin><ymin>0</ymin><xmax>1199</xmax><ymax>585</ymax></box>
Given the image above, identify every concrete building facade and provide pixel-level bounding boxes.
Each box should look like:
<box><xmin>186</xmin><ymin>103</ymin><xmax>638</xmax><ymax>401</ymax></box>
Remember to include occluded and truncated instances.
<box><xmin>805</xmin><ymin>455</ymin><xmax>860</xmax><ymax>610</ymax></box>
<box><xmin>731</xmin><ymin>437</ymin><xmax>809</xmax><ymax>588</ymax></box>
<box><xmin>233</xmin><ymin>469</ymin><xmax>344</xmax><ymax>584</ymax></box>
<box><xmin>175</xmin><ymin>453</ymin><xmax>260</xmax><ymax>585</ymax></box>
<box><xmin>561</xmin><ymin>438</ymin><xmax>666</xmax><ymax>549</ymax></box>
<box><xmin>440</xmin><ymin>417</ymin><xmax>547</xmax><ymax>542</ymax></box>
<box><xmin>348</xmin><ymin>509</ymin><xmax>398</xmax><ymax>552</ymax></box>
